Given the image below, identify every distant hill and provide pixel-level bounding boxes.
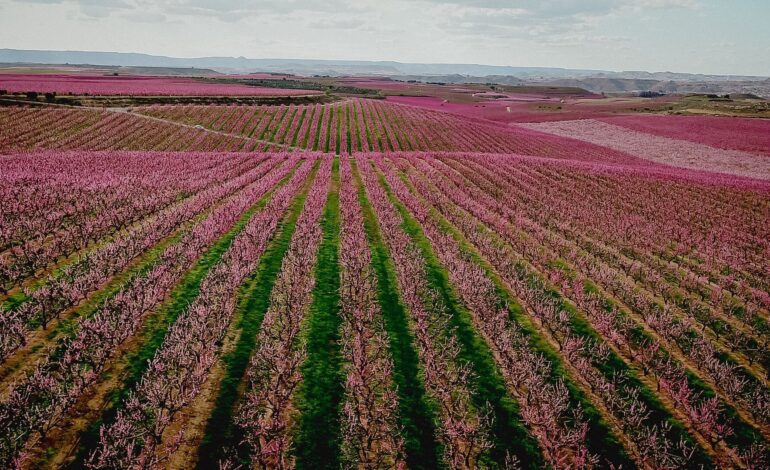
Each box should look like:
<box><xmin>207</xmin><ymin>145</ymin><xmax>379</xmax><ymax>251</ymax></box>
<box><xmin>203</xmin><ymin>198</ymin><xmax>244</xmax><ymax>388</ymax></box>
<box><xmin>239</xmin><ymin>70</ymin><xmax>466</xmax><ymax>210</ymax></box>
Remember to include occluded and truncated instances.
<box><xmin>3</xmin><ymin>48</ymin><xmax>767</xmax><ymax>82</ymax></box>
<box><xmin>538</xmin><ymin>77</ymin><xmax>770</xmax><ymax>98</ymax></box>
<box><xmin>0</xmin><ymin>62</ymin><xmax>221</xmax><ymax>77</ymax></box>
<box><xmin>2</xmin><ymin>49</ymin><xmax>768</xmax><ymax>97</ymax></box>
<box><xmin>0</xmin><ymin>49</ymin><xmax>601</xmax><ymax>77</ymax></box>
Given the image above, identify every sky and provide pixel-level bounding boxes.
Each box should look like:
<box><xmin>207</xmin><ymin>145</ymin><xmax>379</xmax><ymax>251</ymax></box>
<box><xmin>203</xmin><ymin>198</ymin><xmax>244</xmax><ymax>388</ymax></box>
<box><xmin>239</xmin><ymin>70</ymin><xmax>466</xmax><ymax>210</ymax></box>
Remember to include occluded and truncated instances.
<box><xmin>1</xmin><ymin>0</ymin><xmax>769</xmax><ymax>76</ymax></box>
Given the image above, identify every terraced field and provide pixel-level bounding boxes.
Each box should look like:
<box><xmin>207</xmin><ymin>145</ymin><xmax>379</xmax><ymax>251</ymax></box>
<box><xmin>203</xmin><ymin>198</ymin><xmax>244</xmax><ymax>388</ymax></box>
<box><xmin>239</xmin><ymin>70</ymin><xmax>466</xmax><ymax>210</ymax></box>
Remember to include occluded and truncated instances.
<box><xmin>1</xmin><ymin>95</ymin><xmax>769</xmax><ymax>469</ymax></box>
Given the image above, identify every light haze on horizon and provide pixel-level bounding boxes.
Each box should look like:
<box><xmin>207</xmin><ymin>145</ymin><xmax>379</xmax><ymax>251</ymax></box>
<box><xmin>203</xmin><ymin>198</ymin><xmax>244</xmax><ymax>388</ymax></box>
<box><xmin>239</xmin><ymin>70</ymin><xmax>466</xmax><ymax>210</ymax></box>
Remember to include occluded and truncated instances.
<box><xmin>0</xmin><ymin>0</ymin><xmax>768</xmax><ymax>76</ymax></box>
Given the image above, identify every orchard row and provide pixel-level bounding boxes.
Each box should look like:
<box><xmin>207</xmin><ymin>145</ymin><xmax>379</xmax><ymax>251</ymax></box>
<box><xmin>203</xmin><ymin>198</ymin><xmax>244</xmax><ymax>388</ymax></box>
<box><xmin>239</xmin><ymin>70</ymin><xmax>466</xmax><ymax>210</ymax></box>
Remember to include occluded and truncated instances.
<box><xmin>0</xmin><ymin>151</ymin><xmax>767</xmax><ymax>469</ymax></box>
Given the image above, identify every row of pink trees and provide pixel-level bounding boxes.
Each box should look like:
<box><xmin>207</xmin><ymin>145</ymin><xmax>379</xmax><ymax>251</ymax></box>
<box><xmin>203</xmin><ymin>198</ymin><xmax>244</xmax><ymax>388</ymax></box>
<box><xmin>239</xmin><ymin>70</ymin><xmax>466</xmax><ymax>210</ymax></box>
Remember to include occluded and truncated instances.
<box><xmin>376</xmin><ymin>157</ymin><xmax>599</xmax><ymax>468</ymax></box>
<box><xmin>87</xmin><ymin>156</ymin><xmax>319</xmax><ymax>469</ymax></box>
<box><xmin>232</xmin><ymin>158</ymin><xmax>333</xmax><ymax>469</ymax></box>
<box><xmin>404</xmin><ymin>154</ymin><xmax>704</xmax><ymax>468</ymax></box>
<box><xmin>0</xmin><ymin>152</ymin><xmax>256</xmax><ymax>292</ymax></box>
<box><xmin>0</xmin><ymin>108</ymin><xmax>252</xmax><ymax>153</ymax></box>
<box><xmin>0</xmin><ymin>156</ymin><xmax>302</xmax><ymax>468</ymax></box>
<box><xmin>337</xmin><ymin>157</ymin><xmax>405</xmax><ymax>467</ymax></box>
<box><xmin>135</xmin><ymin>98</ymin><xmax>624</xmax><ymax>157</ymax></box>
<box><xmin>0</xmin><ymin>156</ymin><xmax>281</xmax><ymax>362</ymax></box>
<box><xmin>406</xmin><ymin>153</ymin><xmax>766</xmax><ymax>466</ymax></box>
<box><xmin>445</xmin><ymin>154</ymin><xmax>770</xmax><ymax>428</ymax></box>
<box><xmin>356</xmin><ymin>155</ymin><xmax>490</xmax><ymax>469</ymax></box>
<box><xmin>0</xmin><ymin>108</ymin><xmax>103</xmax><ymax>151</ymax></box>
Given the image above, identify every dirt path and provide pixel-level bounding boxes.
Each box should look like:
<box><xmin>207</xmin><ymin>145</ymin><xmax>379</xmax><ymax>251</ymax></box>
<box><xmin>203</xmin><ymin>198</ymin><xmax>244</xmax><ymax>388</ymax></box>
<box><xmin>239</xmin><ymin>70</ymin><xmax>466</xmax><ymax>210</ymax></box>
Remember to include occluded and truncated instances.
<box><xmin>109</xmin><ymin>107</ymin><xmax>303</xmax><ymax>152</ymax></box>
<box><xmin>2</xmin><ymin>97</ymin><xmax>329</xmax><ymax>153</ymax></box>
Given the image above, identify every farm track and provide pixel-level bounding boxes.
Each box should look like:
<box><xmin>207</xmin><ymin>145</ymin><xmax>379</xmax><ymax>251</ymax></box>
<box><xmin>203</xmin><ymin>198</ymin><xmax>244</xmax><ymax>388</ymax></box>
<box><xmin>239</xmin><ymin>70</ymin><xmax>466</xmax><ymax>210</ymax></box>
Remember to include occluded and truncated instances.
<box><xmin>109</xmin><ymin>108</ymin><xmax>302</xmax><ymax>152</ymax></box>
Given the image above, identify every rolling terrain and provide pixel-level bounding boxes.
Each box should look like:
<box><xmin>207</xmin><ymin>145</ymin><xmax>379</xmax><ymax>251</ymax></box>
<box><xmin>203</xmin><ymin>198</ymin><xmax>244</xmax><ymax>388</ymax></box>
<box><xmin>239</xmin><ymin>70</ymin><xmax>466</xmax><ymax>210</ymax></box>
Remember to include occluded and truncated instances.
<box><xmin>1</xmin><ymin>72</ymin><xmax>768</xmax><ymax>469</ymax></box>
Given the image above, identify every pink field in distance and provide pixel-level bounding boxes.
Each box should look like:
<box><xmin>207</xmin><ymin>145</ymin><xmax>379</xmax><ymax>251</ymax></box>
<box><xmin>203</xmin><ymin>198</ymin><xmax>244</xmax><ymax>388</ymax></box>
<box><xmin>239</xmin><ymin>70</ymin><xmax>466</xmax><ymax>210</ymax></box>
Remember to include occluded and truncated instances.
<box><xmin>600</xmin><ymin>114</ymin><xmax>770</xmax><ymax>157</ymax></box>
<box><xmin>385</xmin><ymin>95</ymin><xmax>668</xmax><ymax>124</ymax></box>
<box><xmin>0</xmin><ymin>74</ymin><xmax>322</xmax><ymax>96</ymax></box>
<box><xmin>520</xmin><ymin>119</ymin><xmax>770</xmax><ymax>180</ymax></box>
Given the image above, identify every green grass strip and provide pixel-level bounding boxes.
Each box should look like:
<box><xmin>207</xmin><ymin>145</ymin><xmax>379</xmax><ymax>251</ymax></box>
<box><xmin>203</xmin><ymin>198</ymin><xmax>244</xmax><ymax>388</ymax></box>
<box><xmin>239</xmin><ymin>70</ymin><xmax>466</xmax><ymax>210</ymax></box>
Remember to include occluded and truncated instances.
<box><xmin>256</xmin><ymin>109</ymin><xmax>278</xmax><ymax>141</ymax></box>
<box><xmin>267</xmin><ymin>106</ymin><xmax>289</xmax><ymax>142</ymax></box>
<box><xmin>288</xmin><ymin>106</ymin><xmax>307</xmax><ymax>147</ymax></box>
<box><xmin>293</xmin><ymin>157</ymin><xmax>344</xmax><ymax>469</ymax></box>
<box><xmin>68</xmin><ymin>161</ymin><xmax>307</xmax><ymax>468</ymax></box>
<box><xmin>194</xmin><ymin>160</ymin><xmax>322</xmax><ymax>468</ymax></box>
<box><xmin>372</xmin><ymin>165</ymin><xmax>546</xmax><ymax>469</ymax></box>
<box><xmin>350</xmin><ymin>158</ymin><xmax>442</xmax><ymax>470</ymax></box>
<box><xmin>290</xmin><ymin>108</ymin><xmax>308</xmax><ymax>148</ymax></box>
<box><xmin>324</xmin><ymin>106</ymin><xmax>334</xmax><ymax>153</ymax></box>
<box><xmin>313</xmin><ymin>106</ymin><xmax>325</xmax><ymax>151</ymax></box>
<box><xmin>345</xmin><ymin>103</ymin><xmax>352</xmax><ymax>155</ymax></box>
<box><xmin>334</xmin><ymin>105</ymin><xmax>342</xmax><ymax>155</ymax></box>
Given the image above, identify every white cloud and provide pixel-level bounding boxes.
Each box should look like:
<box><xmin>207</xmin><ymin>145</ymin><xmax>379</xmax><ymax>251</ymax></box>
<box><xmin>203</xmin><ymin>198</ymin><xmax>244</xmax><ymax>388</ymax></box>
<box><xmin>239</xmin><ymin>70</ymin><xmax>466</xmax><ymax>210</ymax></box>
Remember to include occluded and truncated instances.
<box><xmin>3</xmin><ymin>0</ymin><xmax>768</xmax><ymax>76</ymax></box>
<box><xmin>10</xmin><ymin>0</ymin><xmax>369</xmax><ymax>22</ymax></box>
<box><xmin>424</xmin><ymin>0</ymin><xmax>699</xmax><ymax>41</ymax></box>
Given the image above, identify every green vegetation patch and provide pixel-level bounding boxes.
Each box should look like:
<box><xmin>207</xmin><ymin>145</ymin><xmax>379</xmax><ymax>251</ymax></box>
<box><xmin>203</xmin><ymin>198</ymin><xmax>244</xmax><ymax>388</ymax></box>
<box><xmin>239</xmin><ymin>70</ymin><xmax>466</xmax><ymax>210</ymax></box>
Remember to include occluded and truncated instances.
<box><xmin>294</xmin><ymin>158</ymin><xmax>345</xmax><ymax>469</ymax></box>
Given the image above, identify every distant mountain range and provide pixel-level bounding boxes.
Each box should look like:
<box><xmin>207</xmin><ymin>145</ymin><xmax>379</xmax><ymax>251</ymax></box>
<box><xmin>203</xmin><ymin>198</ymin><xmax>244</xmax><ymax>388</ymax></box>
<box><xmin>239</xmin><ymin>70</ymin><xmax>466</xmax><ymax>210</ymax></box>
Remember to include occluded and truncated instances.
<box><xmin>1</xmin><ymin>49</ymin><xmax>767</xmax><ymax>82</ymax></box>
<box><xmin>2</xmin><ymin>49</ymin><xmax>769</xmax><ymax>98</ymax></box>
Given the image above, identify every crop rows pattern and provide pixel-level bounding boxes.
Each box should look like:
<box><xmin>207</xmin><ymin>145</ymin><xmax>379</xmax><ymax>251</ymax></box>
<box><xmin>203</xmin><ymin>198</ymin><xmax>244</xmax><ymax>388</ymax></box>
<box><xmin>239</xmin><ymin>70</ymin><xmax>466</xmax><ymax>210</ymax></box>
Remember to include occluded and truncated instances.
<box><xmin>1</xmin><ymin>96</ymin><xmax>769</xmax><ymax>469</ymax></box>
<box><xmin>2</xmin><ymin>100</ymin><xmax>647</xmax><ymax>164</ymax></box>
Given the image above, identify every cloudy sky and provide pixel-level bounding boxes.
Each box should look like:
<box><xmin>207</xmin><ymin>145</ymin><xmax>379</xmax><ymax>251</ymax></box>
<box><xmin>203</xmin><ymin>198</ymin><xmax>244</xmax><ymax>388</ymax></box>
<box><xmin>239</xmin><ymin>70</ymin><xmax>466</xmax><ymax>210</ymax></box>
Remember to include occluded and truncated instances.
<box><xmin>1</xmin><ymin>0</ymin><xmax>768</xmax><ymax>75</ymax></box>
